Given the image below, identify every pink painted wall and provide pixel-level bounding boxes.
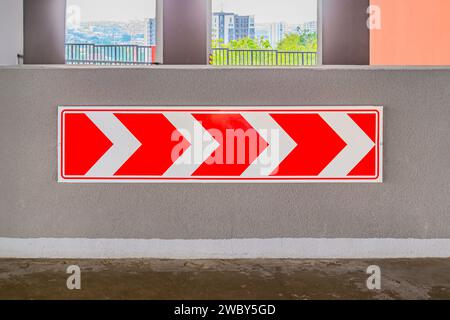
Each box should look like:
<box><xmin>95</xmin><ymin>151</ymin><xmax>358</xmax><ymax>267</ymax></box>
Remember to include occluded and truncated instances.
<box><xmin>370</xmin><ymin>0</ymin><xmax>450</xmax><ymax>65</ymax></box>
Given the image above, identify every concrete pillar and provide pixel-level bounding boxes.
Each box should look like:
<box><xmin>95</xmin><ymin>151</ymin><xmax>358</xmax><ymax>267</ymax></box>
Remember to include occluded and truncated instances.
<box><xmin>23</xmin><ymin>0</ymin><xmax>66</xmax><ymax>64</ymax></box>
<box><xmin>0</xmin><ymin>0</ymin><xmax>23</xmax><ymax>65</ymax></box>
<box><xmin>163</xmin><ymin>0</ymin><xmax>209</xmax><ymax>64</ymax></box>
<box><xmin>321</xmin><ymin>0</ymin><xmax>370</xmax><ymax>65</ymax></box>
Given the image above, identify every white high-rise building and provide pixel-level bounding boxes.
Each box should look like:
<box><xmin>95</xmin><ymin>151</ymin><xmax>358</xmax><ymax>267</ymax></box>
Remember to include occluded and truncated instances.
<box><xmin>212</xmin><ymin>12</ymin><xmax>235</xmax><ymax>44</ymax></box>
<box><xmin>255</xmin><ymin>22</ymin><xmax>287</xmax><ymax>47</ymax></box>
<box><xmin>270</xmin><ymin>22</ymin><xmax>286</xmax><ymax>46</ymax></box>
<box><xmin>144</xmin><ymin>18</ymin><xmax>156</xmax><ymax>46</ymax></box>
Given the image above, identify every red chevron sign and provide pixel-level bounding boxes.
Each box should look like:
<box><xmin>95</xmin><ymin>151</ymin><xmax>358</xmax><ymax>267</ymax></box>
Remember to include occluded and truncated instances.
<box><xmin>58</xmin><ymin>107</ymin><xmax>383</xmax><ymax>183</ymax></box>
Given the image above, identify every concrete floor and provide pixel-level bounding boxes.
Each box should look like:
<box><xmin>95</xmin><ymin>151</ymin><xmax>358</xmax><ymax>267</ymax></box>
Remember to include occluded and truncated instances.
<box><xmin>0</xmin><ymin>259</ymin><xmax>449</xmax><ymax>300</ymax></box>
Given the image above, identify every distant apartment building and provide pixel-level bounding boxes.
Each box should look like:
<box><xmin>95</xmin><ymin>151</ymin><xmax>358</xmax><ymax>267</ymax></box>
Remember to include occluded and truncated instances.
<box><xmin>124</xmin><ymin>20</ymin><xmax>146</xmax><ymax>45</ymax></box>
<box><xmin>301</xmin><ymin>21</ymin><xmax>317</xmax><ymax>33</ymax></box>
<box><xmin>270</xmin><ymin>22</ymin><xmax>286</xmax><ymax>46</ymax></box>
<box><xmin>234</xmin><ymin>15</ymin><xmax>255</xmax><ymax>40</ymax></box>
<box><xmin>212</xmin><ymin>12</ymin><xmax>234</xmax><ymax>44</ymax></box>
<box><xmin>212</xmin><ymin>12</ymin><xmax>255</xmax><ymax>44</ymax></box>
<box><xmin>255</xmin><ymin>22</ymin><xmax>287</xmax><ymax>47</ymax></box>
<box><xmin>255</xmin><ymin>23</ymin><xmax>271</xmax><ymax>42</ymax></box>
<box><xmin>144</xmin><ymin>18</ymin><xmax>156</xmax><ymax>46</ymax></box>
<box><xmin>285</xmin><ymin>24</ymin><xmax>302</xmax><ymax>35</ymax></box>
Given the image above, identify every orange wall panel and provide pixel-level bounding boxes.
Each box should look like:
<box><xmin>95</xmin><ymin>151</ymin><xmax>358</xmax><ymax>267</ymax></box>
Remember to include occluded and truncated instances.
<box><xmin>370</xmin><ymin>0</ymin><xmax>450</xmax><ymax>65</ymax></box>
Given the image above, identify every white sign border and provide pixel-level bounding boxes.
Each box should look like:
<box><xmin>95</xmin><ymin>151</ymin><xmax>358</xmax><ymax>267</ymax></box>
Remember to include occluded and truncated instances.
<box><xmin>57</xmin><ymin>106</ymin><xmax>383</xmax><ymax>183</ymax></box>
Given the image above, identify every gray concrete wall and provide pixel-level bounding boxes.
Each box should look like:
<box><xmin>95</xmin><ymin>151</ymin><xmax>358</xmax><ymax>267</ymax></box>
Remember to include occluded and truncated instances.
<box><xmin>0</xmin><ymin>66</ymin><xmax>449</xmax><ymax>240</ymax></box>
<box><xmin>0</xmin><ymin>0</ymin><xmax>23</xmax><ymax>65</ymax></box>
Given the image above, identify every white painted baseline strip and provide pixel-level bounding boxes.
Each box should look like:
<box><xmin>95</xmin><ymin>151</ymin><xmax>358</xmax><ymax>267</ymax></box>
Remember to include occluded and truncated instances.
<box><xmin>1</xmin><ymin>238</ymin><xmax>449</xmax><ymax>259</ymax></box>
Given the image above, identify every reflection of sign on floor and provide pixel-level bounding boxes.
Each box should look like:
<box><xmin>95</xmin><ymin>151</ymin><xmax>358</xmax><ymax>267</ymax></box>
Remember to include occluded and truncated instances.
<box><xmin>58</xmin><ymin>106</ymin><xmax>382</xmax><ymax>183</ymax></box>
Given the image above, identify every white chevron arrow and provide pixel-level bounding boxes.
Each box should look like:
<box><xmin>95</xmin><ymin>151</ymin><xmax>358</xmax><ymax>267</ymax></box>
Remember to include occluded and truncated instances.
<box><xmin>85</xmin><ymin>112</ymin><xmax>141</xmax><ymax>177</ymax></box>
<box><xmin>241</xmin><ymin>113</ymin><xmax>297</xmax><ymax>177</ymax></box>
<box><xmin>319</xmin><ymin>113</ymin><xmax>375</xmax><ymax>177</ymax></box>
<box><xmin>163</xmin><ymin>113</ymin><xmax>220</xmax><ymax>177</ymax></box>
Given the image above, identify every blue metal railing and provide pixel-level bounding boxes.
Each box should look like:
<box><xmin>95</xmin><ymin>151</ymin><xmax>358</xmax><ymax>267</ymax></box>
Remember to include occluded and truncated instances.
<box><xmin>65</xmin><ymin>43</ymin><xmax>155</xmax><ymax>65</ymax></box>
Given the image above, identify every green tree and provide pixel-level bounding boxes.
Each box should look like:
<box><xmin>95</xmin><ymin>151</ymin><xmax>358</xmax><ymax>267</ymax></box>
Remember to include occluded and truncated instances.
<box><xmin>210</xmin><ymin>33</ymin><xmax>317</xmax><ymax>65</ymax></box>
<box><xmin>212</xmin><ymin>36</ymin><xmax>272</xmax><ymax>50</ymax></box>
<box><xmin>212</xmin><ymin>38</ymin><xmax>226</xmax><ymax>49</ymax></box>
<box><xmin>276</xmin><ymin>32</ymin><xmax>317</xmax><ymax>52</ymax></box>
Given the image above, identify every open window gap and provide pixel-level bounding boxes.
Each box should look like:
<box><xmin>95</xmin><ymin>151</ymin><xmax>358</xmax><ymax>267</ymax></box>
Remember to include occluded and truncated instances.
<box><xmin>210</xmin><ymin>0</ymin><xmax>319</xmax><ymax>67</ymax></box>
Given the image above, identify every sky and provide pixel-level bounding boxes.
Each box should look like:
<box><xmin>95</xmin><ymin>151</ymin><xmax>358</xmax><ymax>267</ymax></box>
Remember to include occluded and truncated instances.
<box><xmin>67</xmin><ymin>0</ymin><xmax>156</xmax><ymax>22</ymax></box>
<box><xmin>67</xmin><ymin>0</ymin><xmax>317</xmax><ymax>24</ymax></box>
<box><xmin>213</xmin><ymin>0</ymin><xmax>317</xmax><ymax>24</ymax></box>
